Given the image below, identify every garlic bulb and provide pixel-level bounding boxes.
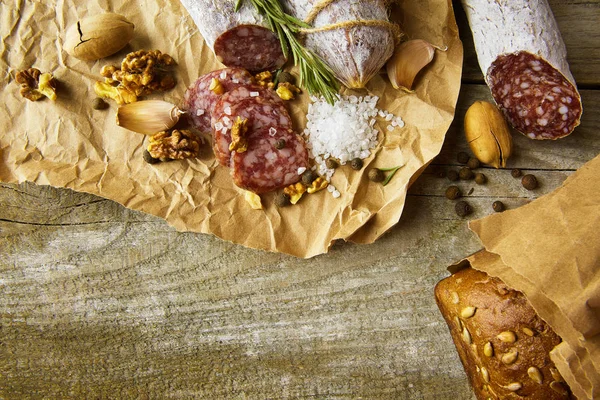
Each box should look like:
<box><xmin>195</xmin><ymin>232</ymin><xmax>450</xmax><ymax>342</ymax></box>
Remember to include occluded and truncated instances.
<box><xmin>116</xmin><ymin>100</ymin><xmax>184</xmax><ymax>135</ymax></box>
<box><xmin>386</xmin><ymin>39</ymin><xmax>436</xmax><ymax>91</ymax></box>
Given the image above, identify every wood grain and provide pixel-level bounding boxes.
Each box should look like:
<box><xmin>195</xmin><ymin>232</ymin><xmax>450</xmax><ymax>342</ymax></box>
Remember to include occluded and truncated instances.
<box><xmin>1</xmin><ymin>1</ymin><xmax>599</xmax><ymax>399</ymax></box>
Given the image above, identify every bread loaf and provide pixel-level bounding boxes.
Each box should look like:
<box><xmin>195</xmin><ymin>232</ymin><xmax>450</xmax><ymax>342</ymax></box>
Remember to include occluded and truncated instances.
<box><xmin>435</xmin><ymin>267</ymin><xmax>573</xmax><ymax>399</ymax></box>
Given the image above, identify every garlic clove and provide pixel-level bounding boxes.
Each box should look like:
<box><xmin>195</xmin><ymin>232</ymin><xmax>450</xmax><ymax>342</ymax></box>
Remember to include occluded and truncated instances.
<box><xmin>464</xmin><ymin>101</ymin><xmax>513</xmax><ymax>168</ymax></box>
<box><xmin>386</xmin><ymin>39</ymin><xmax>436</xmax><ymax>91</ymax></box>
<box><xmin>116</xmin><ymin>100</ymin><xmax>184</xmax><ymax>135</ymax></box>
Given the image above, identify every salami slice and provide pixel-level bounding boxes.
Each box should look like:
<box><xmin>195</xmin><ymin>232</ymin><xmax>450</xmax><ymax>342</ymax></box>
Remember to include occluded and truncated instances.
<box><xmin>182</xmin><ymin>68</ymin><xmax>254</xmax><ymax>133</ymax></box>
<box><xmin>461</xmin><ymin>0</ymin><xmax>582</xmax><ymax>139</ymax></box>
<box><xmin>280</xmin><ymin>0</ymin><xmax>397</xmax><ymax>88</ymax></box>
<box><xmin>179</xmin><ymin>1</ymin><xmax>286</xmax><ymax>72</ymax></box>
<box><xmin>487</xmin><ymin>52</ymin><xmax>582</xmax><ymax>140</ymax></box>
<box><xmin>231</xmin><ymin>127</ymin><xmax>308</xmax><ymax>194</ymax></box>
<box><xmin>213</xmin><ymin>96</ymin><xmax>293</xmax><ymax>166</ymax></box>
<box><xmin>211</xmin><ymin>84</ymin><xmax>283</xmax><ymax>128</ymax></box>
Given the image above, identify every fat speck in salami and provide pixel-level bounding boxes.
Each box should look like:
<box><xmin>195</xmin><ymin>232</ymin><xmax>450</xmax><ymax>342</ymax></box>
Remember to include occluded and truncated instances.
<box><xmin>182</xmin><ymin>68</ymin><xmax>253</xmax><ymax>133</ymax></box>
<box><xmin>461</xmin><ymin>0</ymin><xmax>582</xmax><ymax>139</ymax></box>
<box><xmin>231</xmin><ymin>127</ymin><xmax>308</xmax><ymax>194</ymax></box>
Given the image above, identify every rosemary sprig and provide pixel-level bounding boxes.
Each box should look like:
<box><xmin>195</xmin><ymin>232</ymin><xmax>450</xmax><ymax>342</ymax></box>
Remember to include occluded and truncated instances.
<box><xmin>243</xmin><ymin>0</ymin><xmax>340</xmax><ymax>104</ymax></box>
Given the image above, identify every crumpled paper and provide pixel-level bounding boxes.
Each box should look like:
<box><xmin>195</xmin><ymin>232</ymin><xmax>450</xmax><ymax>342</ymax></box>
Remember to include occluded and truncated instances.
<box><xmin>465</xmin><ymin>154</ymin><xmax>600</xmax><ymax>399</ymax></box>
<box><xmin>0</xmin><ymin>0</ymin><xmax>463</xmax><ymax>258</ymax></box>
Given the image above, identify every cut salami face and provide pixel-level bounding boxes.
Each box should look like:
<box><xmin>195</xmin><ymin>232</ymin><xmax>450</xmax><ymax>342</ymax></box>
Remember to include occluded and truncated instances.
<box><xmin>461</xmin><ymin>0</ymin><xmax>583</xmax><ymax>139</ymax></box>
<box><xmin>488</xmin><ymin>52</ymin><xmax>582</xmax><ymax>140</ymax></box>
<box><xmin>213</xmin><ymin>96</ymin><xmax>293</xmax><ymax>166</ymax></box>
<box><xmin>181</xmin><ymin>68</ymin><xmax>253</xmax><ymax>133</ymax></box>
<box><xmin>179</xmin><ymin>0</ymin><xmax>286</xmax><ymax>72</ymax></box>
<box><xmin>231</xmin><ymin>127</ymin><xmax>308</xmax><ymax>194</ymax></box>
<box><xmin>214</xmin><ymin>25</ymin><xmax>287</xmax><ymax>73</ymax></box>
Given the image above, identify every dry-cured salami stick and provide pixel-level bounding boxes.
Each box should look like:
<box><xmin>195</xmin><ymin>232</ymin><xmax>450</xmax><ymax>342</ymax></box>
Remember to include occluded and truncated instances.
<box><xmin>180</xmin><ymin>0</ymin><xmax>286</xmax><ymax>72</ymax></box>
<box><xmin>461</xmin><ymin>0</ymin><xmax>582</xmax><ymax>140</ymax></box>
<box><xmin>280</xmin><ymin>0</ymin><xmax>400</xmax><ymax>88</ymax></box>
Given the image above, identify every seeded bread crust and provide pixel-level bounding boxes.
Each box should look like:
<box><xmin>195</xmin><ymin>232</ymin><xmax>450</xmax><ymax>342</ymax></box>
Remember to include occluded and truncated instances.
<box><xmin>434</xmin><ymin>267</ymin><xmax>573</xmax><ymax>400</ymax></box>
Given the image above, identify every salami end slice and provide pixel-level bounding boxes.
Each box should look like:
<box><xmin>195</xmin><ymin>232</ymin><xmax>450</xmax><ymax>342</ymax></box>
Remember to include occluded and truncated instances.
<box><xmin>487</xmin><ymin>52</ymin><xmax>582</xmax><ymax>140</ymax></box>
<box><xmin>231</xmin><ymin>127</ymin><xmax>308</xmax><ymax>194</ymax></box>
<box><xmin>214</xmin><ymin>25</ymin><xmax>286</xmax><ymax>73</ymax></box>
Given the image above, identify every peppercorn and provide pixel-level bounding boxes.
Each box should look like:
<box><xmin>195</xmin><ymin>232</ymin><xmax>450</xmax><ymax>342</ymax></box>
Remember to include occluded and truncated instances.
<box><xmin>274</xmin><ymin>192</ymin><xmax>291</xmax><ymax>207</ymax></box>
<box><xmin>301</xmin><ymin>170</ymin><xmax>318</xmax><ymax>186</ymax></box>
<box><xmin>447</xmin><ymin>170</ymin><xmax>459</xmax><ymax>182</ymax></box>
<box><xmin>275</xmin><ymin>139</ymin><xmax>286</xmax><ymax>149</ymax></box>
<box><xmin>511</xmin><ymin>168</ymin><xmax>522</xmax><ymax>178</ymax></box>
<box><xmin>445</xmin><ymin>186</ymin><xmax>461</xmax><ymax>200</ymax></box>
<box><xmin>492</xmin><ymin>201</ymin><xmax>505</xmax><ymax>212</ymax></box>
<box><xmin>325</xmin><ymin>158</ymin><xmax>339</xmax><ymax>169</ymax></box>
<box><xmin>368</xmin><ymin>168</ymin><xmax>385</xmax><ymax>182</ymax></box>
<box><xmin>474</xmin><ymin>172</ymin><xmax>487</xmax><ymax>185</ymax></box>
<box><xmin>459</xmin><ymin>167</ymin><xmax>474</xmax><ymax>180</ymax></box>
<box><xmin>92</xmin><ymin>97</ymin><xmax>108</xmax><ymax>110</ymax></box>
<box><xmin>457</xmin><ymin>151</ymin><xmax>470</xmax><ymax>164</ymax></box>
<box><xmin>455</xmin><ymin>201</ymin><xmax>473</xmax><ymax>218</ymax></box>
<box><xmin>350</xmin><ymin>158</ymin><xmax>363</xmax><ymax>170</ymax></box>
<box><xmin>521</xmin><ymin>174</ymin><xmax>538</xmax><ymax>190</ymax></box>
<box><xmin>277</xmin><ymin>71</ymin><xmax>296</xmax><ymax>85</ymax></box>
<box><xmin>467</xmin><ymin>157</ymin><xmax>480</xmax><ymax>169</ymax></box>
<box><xmin>143</xmin><ymin>149</ymin><xmax>160</xmax><ymax>164</ymax></box>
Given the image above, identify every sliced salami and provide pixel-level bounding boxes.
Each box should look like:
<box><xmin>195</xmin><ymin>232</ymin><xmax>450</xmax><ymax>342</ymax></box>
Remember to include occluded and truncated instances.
<box><xmin>211</xmin><ymin>84</ymin><xmax>283</xmax><ymax>128</ymax></box>
<box><xmin>179</xmin><ymin>1</ymin><xmax>286</xmax><ymax>72</ymax></box>
<box><xmin>213</xmin><ymin>96</ymin><xmax>293</xmax><ymax>166</ymax></box>
<box><xmin>488</xmin><ymin>52</ymin><xmax>582</xmax><ymax>140</ymax></box>
<box><xmin>182</xmin><ymin>68</ymin><xmax>254</xmax><ymax>133</ymax></box>
<box><xmin>461</xmin><ymin>0</ymin><xmax>582</xmax><ymax>139</ymax></box>
<box><xmin>231</xmin><ymin>127</ymin><xmax>308</xmax><ymax>194</ymax></box>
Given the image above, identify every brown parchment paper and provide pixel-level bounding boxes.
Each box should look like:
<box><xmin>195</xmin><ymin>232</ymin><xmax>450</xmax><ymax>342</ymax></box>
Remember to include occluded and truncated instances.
<box><xmin>466</xmin><ymin>154</ymin><xmax>600</xmax><ymax>399</ymax></box>
<box><xmin>0</xmin><ymin>0</ymin><xmax>462</xmax><ymax>258</ymax></box>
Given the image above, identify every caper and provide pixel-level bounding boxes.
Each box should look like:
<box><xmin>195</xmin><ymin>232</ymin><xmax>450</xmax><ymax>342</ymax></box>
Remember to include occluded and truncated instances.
<box><xmin>92</xmin><ymin>97</ymin><xmax>108</xmax><ymax>110</ymax></box>
<box><xmin>274</xmin><ymin>192</ymin><xmax>291</xmax><ymax>207</ymax></box>
<box><xmin>275</xmin><ymin>139</ymin><xmax>286</xmax><ymax>149</ymax></box>
<box><xmin>301</xmin><ymin>170</ymin><xmax>318</xmax><ymax>186</ymax></box>
<box><xmin>325</xmin><ymin>158</ymin><xmax>339</xmax><ymax>169</ymax></box>
<box><xmin>368</xmin><ymin>168</ymin><xmax>385</xmax><ymax>182</ymax></box>
<box><xmin>350</xmin><ymin>158</ymin><xmax>363</xmax><ymax>170</ymax></box>
<box><xmin>143</xmin><ymin>150</ymin><xmax>160</xmax><ymax>164</ymax></box>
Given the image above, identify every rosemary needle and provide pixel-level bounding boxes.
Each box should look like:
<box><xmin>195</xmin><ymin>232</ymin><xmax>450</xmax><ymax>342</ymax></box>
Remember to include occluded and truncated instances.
<box><xmin>244</xmin><ymin>0</ymin><xmax>340</xmax><ymax>104</ymax></box>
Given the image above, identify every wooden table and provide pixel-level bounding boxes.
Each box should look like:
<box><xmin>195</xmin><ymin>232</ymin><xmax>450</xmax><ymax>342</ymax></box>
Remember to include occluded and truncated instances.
<box><xmin>1</xmin><ymin>1</ymin><xmax>599</xmax><ymax>398</ymax></box>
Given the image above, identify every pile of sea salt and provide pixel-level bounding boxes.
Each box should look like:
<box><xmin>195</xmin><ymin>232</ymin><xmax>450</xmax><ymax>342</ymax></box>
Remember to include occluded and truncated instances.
<box><xmin>303</xmin><ymin>94</ymin><xmax>405</xmax><ymax>198</ymax></box>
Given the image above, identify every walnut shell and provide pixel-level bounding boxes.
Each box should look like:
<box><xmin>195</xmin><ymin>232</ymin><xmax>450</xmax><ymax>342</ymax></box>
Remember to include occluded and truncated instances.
<box><xmin>464</xmin><ymin>101</ymin><xmax>513</xmax><ymax>168</ymax></box>
<box><xmin>63</xmin><ymin>13</ymin><xmax>134</xmax><ymax>61</ymax></box>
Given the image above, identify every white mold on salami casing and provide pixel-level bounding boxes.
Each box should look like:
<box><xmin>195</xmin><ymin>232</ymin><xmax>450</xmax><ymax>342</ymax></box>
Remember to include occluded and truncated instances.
<box><xmin>281</xmin><ymin>0</ymin><xmax>396</xmax><ymax>88</ymax></box>
<box><xmin>461</xmin><ymin>0</ymin><xmax>574</xmax><ymax>84</ymax></box>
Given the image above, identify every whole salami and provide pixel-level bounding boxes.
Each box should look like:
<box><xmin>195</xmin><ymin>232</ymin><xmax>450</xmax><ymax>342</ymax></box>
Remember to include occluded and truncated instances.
<box><xmin>461</xmin><ymin>0</ymin><xmax>582</xmax><ymax>140</ymax></box>
<box><xmin>179</xmin><ymin>0</ymin><xmax>286</xmax><ymax>72</ymax></box>
<box><xmin>280</xmin><ymin>0</ymin><xmax>398</xmax><ymax>88</ymax></box>
<box><xmin>231</xmin><ymin>126</ymin><xmax>308</xmax><ymax>194</ymax></box>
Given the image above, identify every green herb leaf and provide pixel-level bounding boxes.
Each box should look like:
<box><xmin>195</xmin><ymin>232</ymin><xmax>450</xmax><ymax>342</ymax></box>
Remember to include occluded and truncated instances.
<box><xmin>246</xmin><ymin>0</ymin><xmax>339</xmax><ymax>104</ymax></box>
<box><xmin>234</xmin><ymin>0</ymin><xmax>244</xmax><ymax>12</ymax></box>
<box><xmin>382</xmin><ymin>166</ymin><xmax>403</xmax><ymax>186</ymax></box>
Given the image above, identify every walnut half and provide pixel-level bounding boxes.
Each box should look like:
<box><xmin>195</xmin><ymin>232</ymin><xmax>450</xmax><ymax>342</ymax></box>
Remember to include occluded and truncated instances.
<box><xmin>15</xmin><ymin>68</ymin><xmax>58</xmax><ymax>101</ymax></box>
<box><xmin>147</xmin><ymin>129</ymin><xmax>201</xmax><ymax>161</ymax></box>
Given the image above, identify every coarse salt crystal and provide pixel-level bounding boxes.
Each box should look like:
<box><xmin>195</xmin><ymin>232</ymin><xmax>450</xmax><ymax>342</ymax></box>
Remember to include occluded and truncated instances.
<box><xmin>224</xmin><ymin>106</ymin><xmax>232</xmax><ymax>115</ymax></box>
<box><xmin>269</xmin><ymin>127</ymin><xmax>277</xmax><ymax>136</ymax></box>
<box><xmin>298</xmin><ymin>167</ymin><xmax>307</xmax><ymax>175</ymax></box>
<box><xmin>387</xmin><ymin>125</ymin><xmax>394</xmax><ymax>132</ymax></box>
<box><xmin>196</xmin><ymin>109</ymin><xmax>205</xmax><ymax>116</ymax></box>
<box><xmin>332</xmin><ymin>190</ymin><xmax>341</xmax><ymax>198</ymax></box>
<box><xmin>223</xmin><ymin>116</ymin><xmax>231</xmax><ymax>125</ymax></box>
<box><xmin>327</xmin><ymin>184</ymin><xmax>335</xmax><ymax>193</ymax></box>
<box><xmin>385</xmin><ymin>113</ymin><xmax>393</xmax><ymax>121</ymax></box>
<box><xmin>214</xmin><ymin>122</ymin><xmax>224</xmax><ymax>131</ymax></box>
<box><xmin>232</xmin><ymin>79</ymin><xmax>239</xmax><ymax>84</ymax></box>
<box><xmin>250</xmin><ymin>91</ymin><xmax>259</xmax><ymax>97</ymax></box>
<box><xmin>220</xmin><ymin>71</ymin><xmax>227</xmax><ymax>80</ymax></box>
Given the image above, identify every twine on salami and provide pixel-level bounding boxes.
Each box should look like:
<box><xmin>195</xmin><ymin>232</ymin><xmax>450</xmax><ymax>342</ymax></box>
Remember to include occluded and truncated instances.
<box><xmin>299</xmin><ymin>20</ymin><xmax>403</xmax><ymax>45</ymax></box>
